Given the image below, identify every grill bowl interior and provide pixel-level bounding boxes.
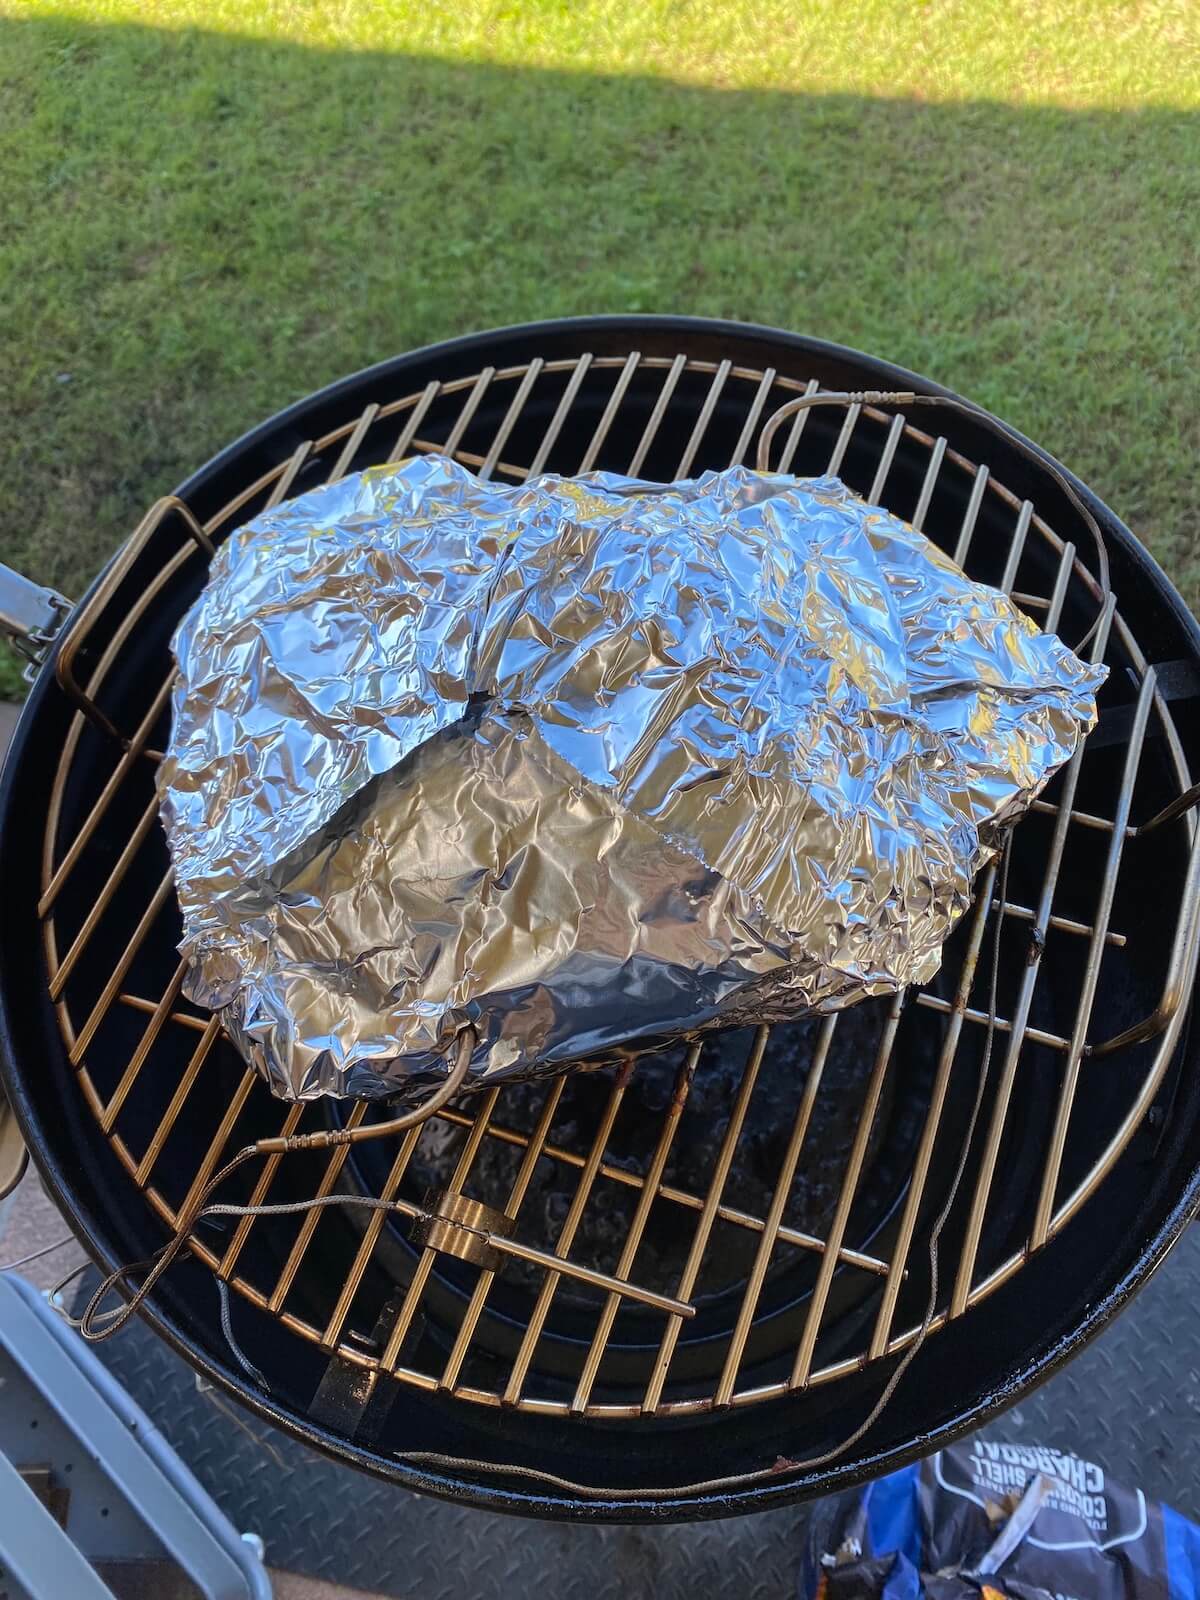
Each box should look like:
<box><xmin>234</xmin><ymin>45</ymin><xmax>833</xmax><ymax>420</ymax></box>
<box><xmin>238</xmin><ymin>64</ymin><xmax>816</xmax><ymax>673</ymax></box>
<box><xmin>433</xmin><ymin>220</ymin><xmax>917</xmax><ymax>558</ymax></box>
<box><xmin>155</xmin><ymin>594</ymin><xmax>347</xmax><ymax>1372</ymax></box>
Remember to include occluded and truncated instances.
<box><xmin>3</xmin><ymin>317</ymin><xmax>1199</xmax><ymax>1520</ymax></box>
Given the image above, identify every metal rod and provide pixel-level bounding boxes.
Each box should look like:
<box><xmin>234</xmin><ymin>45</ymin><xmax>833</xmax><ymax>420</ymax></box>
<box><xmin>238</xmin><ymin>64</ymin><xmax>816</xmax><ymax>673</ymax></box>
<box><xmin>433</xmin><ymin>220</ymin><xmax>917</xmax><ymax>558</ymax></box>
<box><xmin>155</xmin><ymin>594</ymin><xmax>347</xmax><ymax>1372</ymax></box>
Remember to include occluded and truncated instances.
<box><xmin>714</xmin><ymin>1016</ymin><xmax>837</xmax><ymax>1406</ymax></box>
<box><xmin>950</xmin><ymin>594</ymin><xmax>1115</xmax><ymax>1315</ymax></box>
<box><xmin>219</xmin><ymin>1104</ymin><xmax>306</xmax><ymax>1279</ymax></box>
<box><xmin>118</xmin><ymin>995</ymin><xmax>209</xmax><ymax>1032</ymax></box>
<box><xmin>867</xmin><ymin>413</ymin><xmax>906</xmax><ymax>504</ymax></box>
<box><xmin>100</xmin><ymin>961</ymin><xmax>187</xmax><ymax>1132</ymax></box>
<box><xmin>824</xmin><ymin>401</ymin><xmax>862</xmax><ymax>478</ymax></box>
<box><xmin>527</xmin><ymin>354</ymin><xmax>593</xmax><ymax>476</ymax></box>
<box><xmin>480</xmin><ymin>359</ymin><xmax>544</xmax><ymax>480</ymax></box>
<box><xmin>265</xmin><ymin>443</ymin><xmax>312</xmax><ymax>510</ymax></box>
<box><xmin>267</xmin><ymin>1103</ymin><xmax>370</xmax><ymax>1314</ymax></box>
<box><xmin>49</xmin><ymin>793</ymin><xmax>162</xmax><ymax>998</ymax></box>
<box><xmin>487</xmin><ymin>1237</ymin><xmax>692</xmax><ymax>1318</ymax></box>
<box><xmin>320</xmin><ymin>1121</ymin><xmax>425</xmax><ymax>1348</ymax></box>
<box><xmin>728</xmin><ymin>368</ymin><xmax>778</xmax><ymax>468</ymax></box>
<box><xmin>441</xmin><ymin>367</ymin><xmax>495</xmax><ymax>461</ymax></box>
<box><xmin>676</xmin><ymin>359</ymin><xmax>731</xmax><ymax>478</ymax></box>
<box><xmin>1030</xmin><ymin>796</ymin><xmax>1123</xmax><ymax>835</ymax></box>
<box><xmin>642</xmin><ymin>1026</ymin><xmax>768</xmax><ymax>1413</ymax></box>
<box><xmin>911</xmin><ymin>994</ymin><xmax>1060</xmax><ymax>1053</ymax></box>
<box><xmin>40</xmin><ymin>676</ymin><xmax>174</xmax><ymax>917</ymax></box>
<box><xmin>1031</xmin><ymin>668</ymin><xmax>1156</xmax><ymax>1246</ymax></box>
<box><xmin>791</xmin><ymin>1002</ymin><xmax>901</xmax><ymax>1387</ymax></box>
<box><xmin>177</xmin><ymin>1069</ymin><xmax>256</xmax><ymax>1222</ymax></box>
<box><xmin>991</xmin><ymin>898</ymin><xmax>1125</xmax><ymax>948</ymax></box>
<box><xmin>578</xmin><ymin>352</ymin><xmax>640</xmax><ymax>473</ymax></box>
<box><xmin>571</xmin><ymin>1049</ymin><xmax>699</xmax><ymax>1412</ymax></box>
<box><xmin>439</xmin><ymin>1077</ymin><xmax>567</xmax><ymax>1390</ymax></box>
<box><xmin>429</xmin><ymin>1101</ymin><xmax>888</xmax><ymax>1272</ymax></box>
<box><xmin>629</xmin><ymin>354</ymin><xmax>687</xmax><ymax>476</ymax></box>
<box><xmin>378</xmin><ymin>1087</ymin><xmax>503</xmax><ymax>1368</ymax></box>
<box><xmin>502</xmin><ymin>1064</ymin><xmax>634</xmax><ymax>1404</ymax></box>
<box><xmin>774</xmin><ymin>377</ymin><xmax>820</xmax><ymax>472</ymax></box>
<box><xmin>330</xmin><ymin>403</ymin><xmax>380</xmax><ymax>482</ymax></box>
<box><xmin>134</xmin><ymin>1016</ymin><xmax>223</xmax><ymax>1186</ymax></box>
<box><xmin>999</xmin><ymin>500</ymin><xmax>1033</xmax><ymax>595</ymax></box>
<box><xmin>869</xmin><ymin>864</ymin><xmax>997</xmax><ymax>1358</ymax></box>
<box><xmin>388</xmin><ymin>380</ymin><xmax>441</xmax><ymax>462</ymax></box>
<box><xmin>68</xmin><ymin>871</ymin><xmax>176</xmax><ymax>1065</ymax></box>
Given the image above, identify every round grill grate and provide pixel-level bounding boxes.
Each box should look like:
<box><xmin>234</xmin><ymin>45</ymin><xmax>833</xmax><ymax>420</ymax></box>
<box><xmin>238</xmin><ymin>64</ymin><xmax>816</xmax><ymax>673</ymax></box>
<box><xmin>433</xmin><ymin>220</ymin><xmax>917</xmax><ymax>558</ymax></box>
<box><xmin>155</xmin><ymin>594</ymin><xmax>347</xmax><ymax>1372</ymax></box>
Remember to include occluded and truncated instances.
<box><xmin>19</xmin><ymin>337</ymin><xmax>1200</xmax><ymax>1476</ymax></box>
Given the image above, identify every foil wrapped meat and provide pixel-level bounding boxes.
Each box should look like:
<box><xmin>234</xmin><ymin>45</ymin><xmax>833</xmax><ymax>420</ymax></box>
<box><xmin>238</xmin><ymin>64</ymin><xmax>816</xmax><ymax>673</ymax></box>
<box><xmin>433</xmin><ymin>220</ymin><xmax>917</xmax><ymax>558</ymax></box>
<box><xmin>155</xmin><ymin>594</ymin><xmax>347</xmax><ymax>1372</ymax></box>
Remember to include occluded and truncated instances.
<box><xmin>158</xmin><ymin>455</ymin><xmax>1106</xmax><ymax>1100</ymax></box>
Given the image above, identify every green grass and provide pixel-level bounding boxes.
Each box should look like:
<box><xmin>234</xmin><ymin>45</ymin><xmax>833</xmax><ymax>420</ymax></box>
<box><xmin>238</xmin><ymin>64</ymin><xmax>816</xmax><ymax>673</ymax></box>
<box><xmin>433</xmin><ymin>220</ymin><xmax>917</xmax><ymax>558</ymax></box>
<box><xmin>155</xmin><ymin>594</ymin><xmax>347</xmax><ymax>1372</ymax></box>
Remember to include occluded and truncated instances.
<box><xmin>2</xmin><ymin>2</ymin><xmax>1198</xmax><ymax>699</ymax></box>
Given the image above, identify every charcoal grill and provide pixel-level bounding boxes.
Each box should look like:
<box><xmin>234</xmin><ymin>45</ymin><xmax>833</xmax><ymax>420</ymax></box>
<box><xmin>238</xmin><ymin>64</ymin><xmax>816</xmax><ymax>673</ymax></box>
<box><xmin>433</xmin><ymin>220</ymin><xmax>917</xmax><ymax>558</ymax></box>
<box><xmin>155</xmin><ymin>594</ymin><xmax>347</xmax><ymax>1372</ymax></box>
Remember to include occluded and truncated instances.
<box><xmin>2</xmin><ymin>317</ymin><xmax>1200</xmax><ymax>1521</ymax></box>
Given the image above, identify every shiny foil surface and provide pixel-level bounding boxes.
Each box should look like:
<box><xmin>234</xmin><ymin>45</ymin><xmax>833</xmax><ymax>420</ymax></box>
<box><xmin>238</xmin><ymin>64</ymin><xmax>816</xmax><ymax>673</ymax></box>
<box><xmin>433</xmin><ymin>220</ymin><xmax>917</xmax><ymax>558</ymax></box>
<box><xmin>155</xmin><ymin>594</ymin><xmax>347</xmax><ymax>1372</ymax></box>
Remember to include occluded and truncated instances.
<box><xmin>159</xmin><ymin>455</ymin><xmax>1106</xmax><ymax>1100</ymax></box>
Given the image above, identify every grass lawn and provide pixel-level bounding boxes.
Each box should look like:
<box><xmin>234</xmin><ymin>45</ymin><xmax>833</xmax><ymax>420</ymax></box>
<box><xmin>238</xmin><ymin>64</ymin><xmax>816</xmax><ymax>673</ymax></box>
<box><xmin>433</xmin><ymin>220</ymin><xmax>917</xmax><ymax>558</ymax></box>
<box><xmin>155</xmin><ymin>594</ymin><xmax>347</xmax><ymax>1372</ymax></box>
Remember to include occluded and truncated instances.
<box><xmin>1</xmin><ymin>1</ymin><xmax>1197</xmax><ymax>699</ymax></box>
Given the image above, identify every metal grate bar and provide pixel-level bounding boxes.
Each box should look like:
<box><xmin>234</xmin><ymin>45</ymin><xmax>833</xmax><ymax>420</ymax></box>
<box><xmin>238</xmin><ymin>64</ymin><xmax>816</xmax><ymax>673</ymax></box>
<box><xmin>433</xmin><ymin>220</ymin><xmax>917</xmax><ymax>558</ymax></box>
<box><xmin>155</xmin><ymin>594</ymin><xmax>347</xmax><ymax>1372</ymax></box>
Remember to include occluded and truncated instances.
<box><xmin>868</xmin><ymin>864</ymin><xmax>1000</xmax><ymax>1358</ymax></box>
<box><xmin>995</xmin><ymin>897</ymin><xmax>1124</xmax><ymax>948</ymax></box>
<box><xmin>388</xmin><ymin>381</ymin><xmax>441</xmax><ymax>462</ymax></box>
<box><xmin>49</xmin><ymin>792</ymin><xmax>161</xmax><ymax>999</ymax></box>
<box><xmin>440</xmin><ymin>1077</ymin><xmax>567</xmax><ymax>1390</ymax></box>
<box><xmin>952</xmin><ymin>465</ymin><xmax>990</xmax><ymax>568</ymax></box>
<box><xmin>867</xmin><ymin>413</ymin><xmax>906</xmax><ymax>504</ymax></box>
<box><xmin>321</xmin><ymin>1120</ymin><xmax>426</xmax><ymax>1348</ymax></box>
<box><xmin>527</xmin><ymin>354</ymin><xmax>593</xmax><ymax>476</ymax></box>
<box><xmin>912</xmin><ymin>435</ymin><xmax>948</xmax><ymax>534</ymax></box>
<box><xmin>134</xmin><ymin>1016</ymin><xmax>223</xmax><ymax>1186</ymax></box>
<box><xmin>39</xmin><ymin>676</ymin><xmax>174</xmax><ymax>917</ymax></box>
<box><xmin>1030</xmin><ymin>667</ymin><xmax>1156</xmax><ymax>1246</ymax></box>
<box><xmin>480</xmin><ymin>359</ymin><xmax>544</xmax><ymax>480</ymax></box>
<box><xmin>1030</xmin><ymin>797</ymin><xmax>1123</xmax><ymax>835</ymax></box>
<box><xmin>676</xmin><ymin>359</ymin><xmax>732</xmax><ymax>478</ymax></box>
<box><xmin>578</xmin><ymin>352</ymin><xmax>641</xmax><ymax>473</ymax></box>
<box><xmin>177</xmin><ymin>1067</ymin><xmax>257</xmax><ymax>1222</ymax></box>
<box><xmin>775</xmin><ymin>378</ymin><xmax>821</xmax><ymax>472</ymax></box>
<box><xmin>728</xmin><ymin>368</ymin><xmax>778</xmax><ymax>468</ymax></box>
<box><xmin>100</xmin><ymin>960</ymin><xmax>188</xmax><ymax>1132</ymax></box>
<box><xmin>378</xmin><ymin>1088</ymin><xmax>504</xmax><ymax>1370</ymax></box>
<box><xmin>628</xmin><ymin>354</ymin><xmax>687</xmax><ymax>477</ymax></box>
<box><xmin>502</xmin><ymin>1064</ymin><xmax>634</xmax><ymax>1404</ymax></box>
<box><xmin>119</xmin><ymin>995</ymin><xmax>209</xmax><ymax>1032</ymax></box>
<box><xmin>330</xmin><ymin>403</ymin><xmax>380</xmax><ymax>483</ymax></box>
<box><xmin>571</xmin><ymin>1048</ymin><xmax>699</xmax><ymax>1412</ymax></box>
<box><xmin>265</xmin><ymin>443</ymin><xmax>313</xmax><ymax>511</ymax></box>
<box><xmin>791</xmin><ymin>1001</ymin><xmax>903</xmax><ymax>1387</ymax></box>
<box><xmin>714</xmin><ymin>1016</ymin><xmax>838</xmax><ymax>1406</ymax></box>
<box><xmin>430</xmin><ymin>1101</ymin><xmax>888</xmax><ymax>1272</ymax></box>
<box><xmin>911</xmin><ymin>436</ymin><xmax>947</xmax><ymax>530</ymax></box>
<box><xmin>824</xmin><ymin>401</ymin><xmax>862</xmax><ymax>479</ymax></box>
<box><xmin>1000</xmin><ymin>501</ymin><xmax>1034</xmax><ymax>595</ymax></box>
<box><xmin>442</xmin><ymin>367</ymin><xmax>496</xmax><ymax>460</ymax></box>
<box><xmin>950</xmin><ymin>592</ymin><xmax>1116</xmax><ymax>1315</ymax></box>
<box><xmin>219</xmin><ymin>1103</ymin><xmax>306</xmax><ymax>1279</ymax></box>
<box><xmin>642</xmin><ymin>1027</ymin><xmax>769</xmax><ymax>1413</ymax></box>
<box><xmin>267</xmin><ymin>1102</ymin><xmax>371</xmax><ymax>1313</ymax></box>
<box><xmin>67</xmin><ymin>870</ymin><xmax>175</xmax><ymax>1065</ymax></box>
<box><xmin>913</xmin><ymin>993</ymin><xmax>1070</xmax><ymax>1051</ymax></box>
<box><xmin>844</xmin><ymin>507</ymin><xmax>1068</xmax><ymax>1361</ymax></box>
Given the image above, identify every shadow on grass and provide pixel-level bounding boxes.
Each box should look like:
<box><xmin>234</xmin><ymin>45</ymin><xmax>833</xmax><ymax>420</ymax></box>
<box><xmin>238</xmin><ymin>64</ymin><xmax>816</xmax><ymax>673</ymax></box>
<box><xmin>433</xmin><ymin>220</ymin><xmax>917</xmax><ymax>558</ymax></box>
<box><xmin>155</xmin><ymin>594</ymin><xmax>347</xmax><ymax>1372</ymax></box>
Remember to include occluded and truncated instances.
<box><xmin>0</xmin><ymin>11</ymin><xmax>1197</xmax><ymax>699</ymax></box>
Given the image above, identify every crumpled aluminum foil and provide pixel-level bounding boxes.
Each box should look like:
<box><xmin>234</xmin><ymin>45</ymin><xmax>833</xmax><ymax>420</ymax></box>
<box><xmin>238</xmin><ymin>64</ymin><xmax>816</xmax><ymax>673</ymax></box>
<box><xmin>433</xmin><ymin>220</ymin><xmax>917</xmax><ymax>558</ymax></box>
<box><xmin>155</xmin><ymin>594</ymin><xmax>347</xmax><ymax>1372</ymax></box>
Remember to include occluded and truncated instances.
<box><xmin>158</xmin><ymin>455</ymin><xmax>1106</xmax><ymax>1101</ymax></box>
